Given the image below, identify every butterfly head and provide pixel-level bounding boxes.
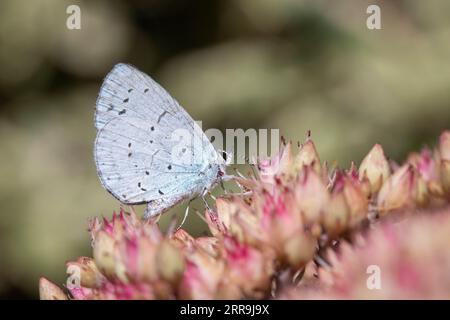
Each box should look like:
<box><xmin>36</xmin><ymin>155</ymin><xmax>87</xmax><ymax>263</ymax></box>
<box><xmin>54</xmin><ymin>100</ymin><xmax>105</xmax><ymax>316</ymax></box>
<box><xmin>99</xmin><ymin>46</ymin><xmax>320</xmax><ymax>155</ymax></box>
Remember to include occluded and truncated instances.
<box><xmin>214</xmin><ymin>150</ymin><xmax>234</xmax><ymax>185</ymax></box>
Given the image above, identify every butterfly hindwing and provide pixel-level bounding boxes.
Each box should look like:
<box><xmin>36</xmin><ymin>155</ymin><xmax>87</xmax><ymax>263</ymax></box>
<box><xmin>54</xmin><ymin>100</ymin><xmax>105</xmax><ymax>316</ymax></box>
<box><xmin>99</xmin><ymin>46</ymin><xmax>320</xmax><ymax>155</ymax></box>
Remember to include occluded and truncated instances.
<box><xmin>95</xmin><ymin>116</ymin><xmax>208</xmax><ymax>204</ymax></box>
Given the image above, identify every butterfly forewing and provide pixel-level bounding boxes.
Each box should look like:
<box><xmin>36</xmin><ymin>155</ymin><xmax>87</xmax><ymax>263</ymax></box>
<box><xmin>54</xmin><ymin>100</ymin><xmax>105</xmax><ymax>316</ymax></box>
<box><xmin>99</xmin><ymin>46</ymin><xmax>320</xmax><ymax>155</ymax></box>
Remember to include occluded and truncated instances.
<box><xmin>96</xmin><ymin>63</ymin><xmax>189</xmax><ymax>130</ymax></box>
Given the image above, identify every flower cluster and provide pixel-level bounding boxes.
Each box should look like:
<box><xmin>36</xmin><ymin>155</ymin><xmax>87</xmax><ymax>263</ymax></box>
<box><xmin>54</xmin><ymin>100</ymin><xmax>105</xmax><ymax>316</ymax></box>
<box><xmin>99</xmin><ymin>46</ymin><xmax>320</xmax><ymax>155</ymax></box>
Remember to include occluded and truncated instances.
<box><xmin>39</xmin><ymin>131</ymin><xmax>450</xmax><ymax>300</ymax></box>
<box><xmin>280</xmin><ymin>207</ymin><xmax>450</xmax><ymax>299</ymax></box>
<box><xmin>39</xmin><ymin>209</ymin><xmax>273</xmax><ymax>299</ymax></box>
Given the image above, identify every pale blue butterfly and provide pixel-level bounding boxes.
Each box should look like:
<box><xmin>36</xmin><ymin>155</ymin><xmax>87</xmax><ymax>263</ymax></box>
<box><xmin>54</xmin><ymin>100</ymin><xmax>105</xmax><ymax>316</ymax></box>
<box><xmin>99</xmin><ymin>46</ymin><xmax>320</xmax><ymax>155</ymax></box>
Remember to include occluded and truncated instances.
<box><xmin>94</xmin><ymin>63</ymin><xmax>231</xmax><ymax>222</ymax></box>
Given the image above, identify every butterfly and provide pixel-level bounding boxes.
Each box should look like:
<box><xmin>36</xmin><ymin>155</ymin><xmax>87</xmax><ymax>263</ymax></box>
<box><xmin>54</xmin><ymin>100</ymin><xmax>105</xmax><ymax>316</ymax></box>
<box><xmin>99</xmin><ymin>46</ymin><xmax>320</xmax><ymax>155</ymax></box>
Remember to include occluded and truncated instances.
<box><xmin>94</xmin><ymin>63</ymin><xmax>230</xmax><ymax>221</ymax></box>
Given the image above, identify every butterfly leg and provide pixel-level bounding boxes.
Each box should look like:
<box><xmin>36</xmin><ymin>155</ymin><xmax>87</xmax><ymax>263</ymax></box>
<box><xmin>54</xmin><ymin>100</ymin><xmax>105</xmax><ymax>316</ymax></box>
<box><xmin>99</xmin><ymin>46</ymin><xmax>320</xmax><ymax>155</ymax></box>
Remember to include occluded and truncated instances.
<box><xmin>202</xmin><ymin>190</ymin><xmax>221</xmax><ymax>229</ymax></box>
<box><xmin>219</xmin><ymin>179</ymin><xmax>227</xmax><ymax>194</ymax></box>
<box><xmin>202</xmin><ymin>196</ymin><xmax>212</xmax><ymax>213</ymax></box>
<box><xmin>207</xmin><ymin>191</ymin><xmax>217</xmax><ymax>201</ymax></box>
<box><xmin>233</xmin><ymin>167</ymin><xmax>246</xmax><ymax>178</ymax></box>
<box><xmin>176</xmin><ymin>200</ymin><xmax>192</xmax><ymax>231</ymax></box>
<box><xmin>201</xmin><ymin>187</ymin><xmax>213</xmax><ymax>213</ymax></box>
<box><xmin>221</xmin><ymin>174</ymin><xmax>236</xmax><ymax>181</ymax></box>
<box><xmin>220</xmin><ymin>173</ymin><xmax>239</xmax><ymax>194</ymax></box>
<box><xmin>154</xmin><ymin>212</ymin><xmax>163</xmax><ymax>224</ymax></box>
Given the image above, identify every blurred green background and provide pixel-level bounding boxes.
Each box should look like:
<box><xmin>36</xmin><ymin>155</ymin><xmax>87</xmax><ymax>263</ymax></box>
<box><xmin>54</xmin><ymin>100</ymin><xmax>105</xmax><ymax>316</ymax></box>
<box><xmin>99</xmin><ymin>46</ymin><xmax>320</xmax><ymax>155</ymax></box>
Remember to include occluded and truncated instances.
<box><xmin>1</xmin><ymin>0</ymin><xmax>449</xmax><ymax>299</ymax></box>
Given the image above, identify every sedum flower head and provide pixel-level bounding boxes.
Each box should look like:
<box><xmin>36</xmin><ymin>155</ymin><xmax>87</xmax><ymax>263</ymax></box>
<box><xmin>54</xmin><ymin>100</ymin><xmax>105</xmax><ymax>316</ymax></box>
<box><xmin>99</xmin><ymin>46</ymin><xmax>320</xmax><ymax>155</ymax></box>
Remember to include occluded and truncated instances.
<box><xmin>294</xmin><ymin>207</ymin><xmax>450</xmax><ymax>299</ymax></box>
<box><xmin>40</xmin><ymin>131</ymin><xmax>450</xmax><ymax>300</ymax></box>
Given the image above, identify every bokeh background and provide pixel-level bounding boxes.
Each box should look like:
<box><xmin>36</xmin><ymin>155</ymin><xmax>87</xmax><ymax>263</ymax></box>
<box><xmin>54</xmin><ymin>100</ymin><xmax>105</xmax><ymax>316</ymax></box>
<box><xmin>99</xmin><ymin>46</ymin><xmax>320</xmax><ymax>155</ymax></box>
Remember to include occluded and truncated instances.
<box><xmin>1</xmin><ymin>0</ymin><xmax>449</xmax><ymax>299</ymax></box>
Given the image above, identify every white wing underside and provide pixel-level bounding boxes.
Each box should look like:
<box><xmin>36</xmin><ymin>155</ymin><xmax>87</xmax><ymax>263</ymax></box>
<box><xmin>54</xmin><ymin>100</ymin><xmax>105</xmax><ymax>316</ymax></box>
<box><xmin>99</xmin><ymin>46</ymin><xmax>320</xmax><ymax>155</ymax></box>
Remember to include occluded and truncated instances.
<box><xmin>94</xmin><ymin>64</ymin><xmax>218</xmax><ymax>217</ymax></box>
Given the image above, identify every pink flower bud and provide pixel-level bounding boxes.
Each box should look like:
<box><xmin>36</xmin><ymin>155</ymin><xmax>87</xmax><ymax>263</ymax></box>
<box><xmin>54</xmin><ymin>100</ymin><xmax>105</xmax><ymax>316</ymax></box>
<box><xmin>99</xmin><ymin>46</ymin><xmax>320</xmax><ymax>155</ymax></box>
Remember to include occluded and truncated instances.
<box><xmin>324</xmin><ymin>190</ymin><xmax>350</xmax><ymax>237</ymax></box>
<box><xmin>359</xmin><ymin>144</ymin><xmax>390</xmax><ymax>194</ymax></box>
<box><xmin>93</xmin><ymin>231</ymin><xmax>119</xmax><ymax>279</ymax></box>
<box><xmin>294</xmin><ymin>138</ymin><xmax>321</xmax><ymax>174</ymax></box>
<box><xmin>260</xmin><ymin>190</ymin><xmax>302</xmax><ymax>252</ymax></box>
<box><xmin>282</xmin><ymin>232</ymin><xmax>317</xmax><ymax>270</ymax></box>
<box><xmin>258</xmin><ymin>156</ymin><xmax>281</xmax><ymax>185</ymax></box>
<box><xmin>342</xmin><ymin>173</ymin><xmax>369</xmax><ymax>227</ymax></box>
<box><xmin>278</xmin><ymin>142</ymin><xmax>295</xmax><ymax>177</ymax></box>
<box><xmin>172</xmin><ymin>228</ymin><xmax>196</xmax><ymax>250</ymax></box>
<box><xmin>156</xmin><ymin>240</ymin><xmax>185</xmax><ymax>284</ymax></box>
<box><xmin>69</xmin><ymin>286</ymin><xmax>93</xmax><ymax>300</ymax></box>
<box><xmin>257</xmin><ymin>140</ymin><xmax>294</xmax><ymax>183</ymax></box>
<box><xmin>439</xmin><ymin>131</ymin><xmax>450</xmax><ymax>196</ymax></box>
<box><xmin>135</xmin><ymin>238</ymin><xmax>159</xmax><ymax>283</ymax></box>
<box><xmin>224</xmin><ymin>237</ymin><xmax>272</xmax><ymax>297</ymax></box>
<box><xmin>212</xmin><ymin>198</ymin><xmax>263</xmax><ymax>246</ymax></box>
<box><xmin>377</xmin><ymin>164</ymin><xmax>416</xmax><ymax>215</ymax></box>
<box><xmin>179</xmin><ymin>262</ymin><xmax>214</xmax><ymax>300</ymax></box>
<box><xmin>39</xmin><ymin>277</ymin><xmax>67</xmax><ymax>300</ymax></box>
<box><xmin>195</xmin><ymin>237</ymin><xmax>219</xmax><ymax>257</ymax></box>
<box><xmin>441</xmin><ymin>160</ymin><xmax>450</xmax><ymax>195</ymax></box>
<box><xmin>295</xmin><ymin>167</ymin><xmax>329</xmax><ymax>226</ymax></box>
<box><xmin>178</xmin><ymin>251</ymin><xmax>223</xmax><ymax>299</ymax></box>
<box><xmin>439</xmin><ymin>130</ymin><xmax>450</xmax><ymax>161</ymax></box>
<box><xmin>66</xmin><ymin>257</ymin><xmax>104</xmax><ymax>288</ymax></box>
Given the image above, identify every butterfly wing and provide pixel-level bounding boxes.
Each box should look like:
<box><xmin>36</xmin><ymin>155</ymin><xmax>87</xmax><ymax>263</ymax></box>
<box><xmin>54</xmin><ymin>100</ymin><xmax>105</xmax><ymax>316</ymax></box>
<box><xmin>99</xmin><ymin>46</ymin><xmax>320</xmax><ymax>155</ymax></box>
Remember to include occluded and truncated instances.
<box><xmin>96</xmin><ymin>63</ymin><xmax>192</xmax><ymax>131</ymax></box>
<box><xmin>94</xmin><ymin>64</ymin><xmax>219</xmax><ymax>213</ymax></box>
